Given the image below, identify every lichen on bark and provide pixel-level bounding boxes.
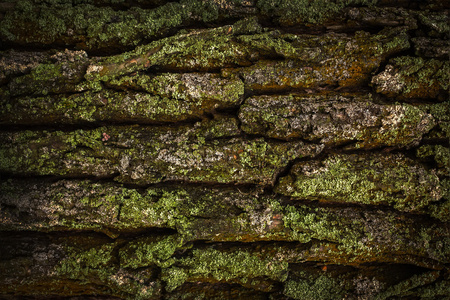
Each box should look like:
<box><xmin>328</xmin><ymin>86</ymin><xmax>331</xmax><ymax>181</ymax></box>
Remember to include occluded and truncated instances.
<box><xmin>0</xmin><ymin>0</ymin><xmax>449</xmax><ymax>298</ymax></box>
<box><xmin>0</xmin><ymin>118</ymin><xmax>323</xmax><ymax>185</ymax></box>
<box><xmin>275</xmin><ymin>152</ymin><xmax>443</xmax><ymax>213</ymax></box>
<box><xmin>371</xmin><ymin>56</ymin><xmax>449</xmax><ymax>100</ymax></box>
<box><xmin>239</xmin><ymin>93</ymin><xmax>435</xmax><ymax>148</ymax></box>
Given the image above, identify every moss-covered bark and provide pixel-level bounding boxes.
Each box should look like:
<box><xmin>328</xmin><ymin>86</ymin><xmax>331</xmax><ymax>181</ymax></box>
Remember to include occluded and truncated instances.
<box><xmin>0</xmin><ymin>119</ymin><xmax>322</xmax><ymax>185</ymax></box>
<box><xmin>0</xmin><ymin>0</ymin><xmax>449</xmax><ymax>299</ymax></box>
<box><xmin>275</xmin><ymin>152</ymin><xmax>444</xmax><ymax>213</ymax></box>
<box><xmin>239</xmin><ymin>93</ymin><xmax>435</xmax><ymax>148</ymax></box>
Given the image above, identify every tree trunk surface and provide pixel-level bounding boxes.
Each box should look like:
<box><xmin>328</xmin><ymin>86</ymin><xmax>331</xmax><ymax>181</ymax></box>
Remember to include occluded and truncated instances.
<box><xmin>0</xmin><ymin>0</ymin><xmax>449</xmax><ymax>299</ymax></box>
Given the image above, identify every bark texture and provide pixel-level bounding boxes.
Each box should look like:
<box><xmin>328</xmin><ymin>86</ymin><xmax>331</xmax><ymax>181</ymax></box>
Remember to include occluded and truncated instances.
<box><xmin>0</xmin><ymin>0</ymin><xmax>449</xmax><ymax>299</ymax></box>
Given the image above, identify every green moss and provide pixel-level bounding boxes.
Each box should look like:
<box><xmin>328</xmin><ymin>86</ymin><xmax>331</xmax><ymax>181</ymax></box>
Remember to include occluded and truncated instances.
<box><xmin>365</xmin><ymin>103</ymin><xmax>435</xmax><ymax>149</ymax></box>
<box><xmin>119</xmin><ymin>235</ymin><xmax>184</xmax><ymax>269</ymax></box>
<box><xmin>117</xmin><ymin>187</ymin><xmax>206</xmax><ymax>235</ymax></box>
<box><xmin>1</xmin><ymin>179</ymin><xmax>287</xmax><ymax>242</ymax></box>
<box><xmin>0</xmin><ymin>1</ymin><xmax>67</xmax><ymax>44</ymax></box>
<box><xmin>85</xmin><ymin>21</ymin><xmax>410</xmax><ymax>86</ymax></box>
<box><xmin>283</xmin><ymin>275</ymin><xmax>344</xmax><ymax>300</ymax></box>
<box><xmin>7</xmin><ymin>52</ymin><xmax>89</xmax><ymax>96</ymax></box>
<box><xmin>374</xmin><ymin>271</ymin><xmax>440</xmax><ymax>299</ymax></box>
<box><xmin>53</xmin><ymin>236</ymin><xmax>163</xmax><ymax>298</ymax></box>
<box><xmin>282</xmin><ymin>204</ymin><xmax>362</xmax><ymax>246</ymax></box>
<box><xmin>106</xmin><ymin>72</ymin><xmax>244</xmax><ymax>113</ymax></box>
<box><xmin>118</xmin><ymin>185</ymin><xmax>265</xmax><ymax>240</ymax></box>
<box><xmin>162</xmin><ymin>247</ymin><xmax>288</xmax><ymax>291</ymax></box>
<box><xmin>428</xmin><ymin>179</ymin><xmax>450</xmax><ymax>222</ymax></box>
<box><xmin>275</xmin><ymin>153</ymin><xmax>442</xmax><ymax>212</ymax></box>
<box><xmin>415</xmin><ymin>278</ymin><xmax>450</xmax><ymax>298</ymax></box>
<box><xmin>57</xmin><ymin>241</ymin><xmax>116</xmax><ymax>281</ymax></box>
<box><xmin>277</xmin><ymin>202</ymin><xmax>448</xmax><ymax>261</ymax></box>
<box><xmin>237</xmin><ymin>31</ymin><xmax>299</xmax><ymax>58</ymax></box>
<box><xmin>373</xmin><ymin>56</ymin><xmax>449</xmax><ymax>98</ymax></box>
<box><xmin>181</xmin><ymin>0</ymin><xmax>220</xmax><ymax>23</ymax></box>
<box><xmin>163</xmin><ymin>267</ymin><xmax>189</xmax><ymax>292</ymax></box>
<box><xmin>0</xmin><ymin>127</ymin><xmax>121</xmax><ymax>177</ymax></box>
<box><xmin>237</xmin><ymin>29</ymin><xmax>408</xmax><ymax>92</ymax></box>
<box><xmin>239</xmin><ymin>95</ymin><xmax>434</xmax><ymax>148</ymax></box>
<box><xmin>393</xmin><ymin>57</ymin><xmax>446</xmax><ymax>94</ymax></box>
<box><xmin>422</xmin><ymin>101</ymin><xmax>450</xmax><ymax>139</ymax></box>
<box><xmin>417</xmin><ymin>11</ymin><xmax>450</xmax><ymax>36</ymax></box>
<box><xmin>0</xmin><ymin>178</ymin><xmax>229</xmax><ymax>236</ymax></box>
<box><xmin>427</xmin><ymin>101</ymin><xmax>450</xmax><ymax>122</ymax></box>
<box><xmin>9</xmin><ymin>63</ymin><xmax>63</xmax><ymax>96</ymax></box>
<box><xmin>109</xmin><ymin>123</ymin><xmax>321</xmax><ymax>185</ymax></box>
<box><xmin>232</xmin><ymin>16</ymin><xmax>262</xmax><ymax>35</ymax></box>
<box><xmin>4</xmin><ymin>81</ymin><xmax>237</xmax><ymax>125</ymax></box>
<box><xmin>2</xmin><ymin>0</ymin><xmax>288</xmax><ymax>52</ymax></box>
<box><xmin>85</xmin><ymin>25</ymin><xmax>249</xmax><ymax>81</ymax></box>
<box><xmin>0</xmin><ymin>2</ymin><xmax>176</xmax><ymax>50</ymax></box>
<box><xmin>0</xmin><ymin>125</ymin><xmax>322</xmax><ymax>185</ymax></box>
<box><xmin>377</xmin><ymin>27</ymin><xmax>410</xmax><ymax>55</ymax></box>
<box><xmin>417</xmin><ymin>145</ymin><xmax>450</xmax><ymax>176</ymax></box>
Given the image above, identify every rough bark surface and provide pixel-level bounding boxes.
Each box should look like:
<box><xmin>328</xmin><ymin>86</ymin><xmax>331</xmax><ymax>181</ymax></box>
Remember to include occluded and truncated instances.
<box><xmin>0</xmin><ymin>0</ymin><xmax>449</xmax><ymax>299</ymax></box>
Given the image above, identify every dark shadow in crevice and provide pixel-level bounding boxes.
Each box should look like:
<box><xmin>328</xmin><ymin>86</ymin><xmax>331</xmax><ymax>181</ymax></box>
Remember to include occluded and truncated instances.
<box><xmin>0</xmin><ymin>229</ymin><xmax>114</xmax><ymax>242</ymax></box>
<box><xmin>114</xmin><ymin>227</ymin><xmax>178</xmax><ymax>241</ymax></box>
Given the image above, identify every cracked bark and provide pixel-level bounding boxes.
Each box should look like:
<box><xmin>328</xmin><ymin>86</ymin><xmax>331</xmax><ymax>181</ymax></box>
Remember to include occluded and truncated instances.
<box><xmin>0</xmin><ymin>0</ymin><xmax>449</xmax><ymax>299</ymax></box>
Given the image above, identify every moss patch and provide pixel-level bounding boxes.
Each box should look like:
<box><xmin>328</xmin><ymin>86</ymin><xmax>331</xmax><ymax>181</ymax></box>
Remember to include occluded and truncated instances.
<box><xmin>275</xmin><ymin>153</ymin><xmax>442</xmax><ymax>212</ymax></box>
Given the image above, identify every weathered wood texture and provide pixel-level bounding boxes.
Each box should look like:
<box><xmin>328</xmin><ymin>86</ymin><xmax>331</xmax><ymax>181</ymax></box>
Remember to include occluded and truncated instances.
<box><xmin>0</xmin><ymin>0</ymin><xmax>449</xmax><ymax>299</ymax></box>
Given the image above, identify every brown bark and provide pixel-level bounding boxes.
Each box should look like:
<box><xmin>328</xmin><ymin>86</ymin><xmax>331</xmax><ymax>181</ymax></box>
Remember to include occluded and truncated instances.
<box><xmin>0</xmin><ymin>0</ymin><xmax>449</xmax><ymax>298</ymax></box>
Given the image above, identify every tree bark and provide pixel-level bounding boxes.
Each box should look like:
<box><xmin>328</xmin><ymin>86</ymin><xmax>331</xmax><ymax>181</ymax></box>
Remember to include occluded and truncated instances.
<box><xmin>0</xmin><ymin>0</ymin><xmax>449</xmax><ymax>299</ymax></box>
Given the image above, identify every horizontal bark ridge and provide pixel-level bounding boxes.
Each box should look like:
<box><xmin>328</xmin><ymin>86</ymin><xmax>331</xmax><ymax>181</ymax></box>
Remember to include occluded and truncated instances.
<box><xmin>0</xmin><ymin>0</ymin><xmax>449</xmax><ymax>299</ymax></box>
